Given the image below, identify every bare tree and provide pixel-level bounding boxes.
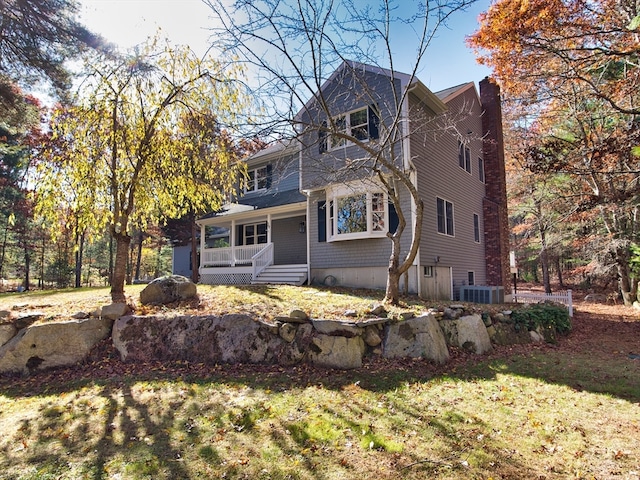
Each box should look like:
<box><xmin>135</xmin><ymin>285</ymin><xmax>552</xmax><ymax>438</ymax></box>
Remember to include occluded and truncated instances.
<box><xmin>207</xmin><ymin>0</ymin><xmax>476</xmax><ymax>303</ymax></box>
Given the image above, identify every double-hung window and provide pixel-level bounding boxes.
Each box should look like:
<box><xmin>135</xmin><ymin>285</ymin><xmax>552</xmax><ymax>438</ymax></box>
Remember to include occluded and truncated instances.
<box><xmin>437</xmin><ymin>197</ymin><xmax>454</xmax><ymax>236</ymax></box>
<box><xmin>320</xmin><ymin>105</ymin><xmax>380</xmax><ymax>152</ymax></box>
<box><xmin>326</xmin><ymin>182</ymin><xmax>388</xmax><ymax>241</ymax></box>
<box><xmin>246</xmin><ymin>165</ymin><xmax>269</xmax><ymax>193</ymax></box>
<box><xmin>244</xmin><ymin>222</ymin><xmax>267</xmax><ymax>245</ymax></box>
<box><xmin>458</xmin><ymin>140</ymin><xmax>471</xmax><ymax>173</ymax></box>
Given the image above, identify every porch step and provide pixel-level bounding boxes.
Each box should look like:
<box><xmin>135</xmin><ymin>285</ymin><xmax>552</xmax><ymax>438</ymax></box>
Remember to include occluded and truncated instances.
<box><xmin>252</xmin><ymin>264</ymin><xmax>308</xmax><ymax>286</ymax></box>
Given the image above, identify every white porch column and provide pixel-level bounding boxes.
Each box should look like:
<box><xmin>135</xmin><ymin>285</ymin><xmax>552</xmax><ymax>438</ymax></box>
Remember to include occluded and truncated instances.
<box><xmin>267</xmin><ymin>213</ymin><xmax>272</xmax><ymax>243</ymax></box>
<box><xmin>199</xmin><ymin>223</ymin><xmax>205</xmax><ymax>272</ymax></box>
<box><xmin>230</xmin><ymin>219</ymin><xmax>236</xmax><ymax>266</ymax></box>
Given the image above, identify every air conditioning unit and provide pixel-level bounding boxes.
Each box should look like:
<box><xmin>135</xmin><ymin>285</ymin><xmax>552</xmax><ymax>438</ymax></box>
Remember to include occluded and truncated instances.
<box><xmin>459</xmin><ymin>285</ymin><xmax>505</xmax><ymax>304</ymax></box>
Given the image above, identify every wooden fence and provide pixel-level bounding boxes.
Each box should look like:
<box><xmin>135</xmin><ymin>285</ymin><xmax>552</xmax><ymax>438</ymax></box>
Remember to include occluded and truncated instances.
<box><xmin>513</xmin><ymin>289</ymin><xmax>573</xmax><ymax>317</ymax></box>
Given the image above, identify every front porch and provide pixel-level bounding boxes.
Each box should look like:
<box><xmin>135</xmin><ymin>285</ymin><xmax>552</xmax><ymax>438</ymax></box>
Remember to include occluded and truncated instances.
<box><xmin>197</xmin><ymin>201</ymin><xmax>308</xmax><ymax>286</ymax></box>
<box><xmin>199</xmin><ymin>243</ymin><xmax>308</xmax><ymax>286</ymax></box>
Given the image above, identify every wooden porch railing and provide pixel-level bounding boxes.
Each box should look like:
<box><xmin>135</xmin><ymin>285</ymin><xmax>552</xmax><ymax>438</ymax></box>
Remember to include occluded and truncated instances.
<box><xmin>252</xmin><ymin>243</ymin><xmax>274</xmax><ymax>278</ymax></box>
<box><xmin>201</xmin><ymin>243</ymin><xmax>269</xmax><ymax>267</ymax></box>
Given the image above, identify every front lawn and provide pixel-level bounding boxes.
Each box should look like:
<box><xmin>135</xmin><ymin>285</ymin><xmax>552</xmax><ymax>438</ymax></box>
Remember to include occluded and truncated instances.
<box><xmin>0</xmin><ymin>285</ymin><xmax>638</xmax><ymax>479</ymax></box>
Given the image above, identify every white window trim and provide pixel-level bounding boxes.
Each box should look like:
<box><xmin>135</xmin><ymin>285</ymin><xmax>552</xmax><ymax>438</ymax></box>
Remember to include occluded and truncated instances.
<box><xmin>328</xmin><ymin>106</ymin><xmax>371</xmax><ymax>151</ymax></box>
<box><xmin>326</xmin><ymin>180</ymin><xmax>389</xmax><ymax>242</ymax></box>
<box><xmin>467</xmin><ymin>271</ymin><xmax>475</xmax><ymax>286</ymax></box>
<box><xmin>436</xmin><ymin>197</ymin><xmax>455</xmax><ymax>237</ymax></box>
<box><xmin>245</xmin><ymin>165</ymin><xmax>268</xmax><ymax>193</ymax></box>
<box><xmin>243</xmin><ymin>222</ymin><xmax>268</xmax><ymax>245</ymax></box>
<box><xmin>473</xmin><ymin>213</ymin><xmax>481</xmax><ymax>243</ymax></box>
<box><xmin>478</xmin><ymin>157</ymin><xmax>485</xmax><ymax>183</ymax></box>
<box><xmin>457</xmin><ymin>140</ymin><xmax>471</xmax><ymax>174</ymax></box>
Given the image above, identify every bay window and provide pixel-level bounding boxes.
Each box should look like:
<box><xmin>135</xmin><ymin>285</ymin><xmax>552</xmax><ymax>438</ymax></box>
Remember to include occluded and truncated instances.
<box><xmin>326</xmin><ymin>183</ymin><xmax>388</xmax><ymax>241</ymax></box>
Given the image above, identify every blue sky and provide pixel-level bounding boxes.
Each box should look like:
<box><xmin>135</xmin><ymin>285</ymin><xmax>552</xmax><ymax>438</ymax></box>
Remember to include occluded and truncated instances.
<box><xmin>79</xmin><ymin>0</ymin><xmax>492</xmax><ymax>92</ymax></box>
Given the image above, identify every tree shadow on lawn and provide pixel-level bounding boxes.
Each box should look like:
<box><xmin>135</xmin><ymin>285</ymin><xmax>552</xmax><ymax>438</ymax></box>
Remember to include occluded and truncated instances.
<box><xmin>1</xmin><ymin>310</ymin><xmax>638</xmax><ymax>479</ymax></box>
<box><xmin>0</xmin><ymin>375</ymin><xmax>537</xmax><ymax>479</ymax></box>
<box><xmin>1</xmin><ymin>308</ymin><xmax>638</xmax><ymax>402</ymax></box>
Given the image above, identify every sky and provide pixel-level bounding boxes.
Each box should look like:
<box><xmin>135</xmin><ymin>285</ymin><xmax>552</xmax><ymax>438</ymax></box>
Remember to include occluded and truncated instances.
<box><xmin>78</xmin><ymin>0</ymin><xmax>493</xmax><ymax>93</ymax></box>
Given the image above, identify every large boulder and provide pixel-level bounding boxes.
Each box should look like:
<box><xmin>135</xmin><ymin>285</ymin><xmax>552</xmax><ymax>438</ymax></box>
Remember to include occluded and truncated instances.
<box><xmin>101</xmin><ymin>303</ymin><xmax>130</xmax><ymax>320</ymax></box>
<box><xmin>139</xmin><ymin>275</ymin><xmax>197</xmax><ymax>305</ymax></box>
<box><xmin>488</xmin><ymin>322</ymin><xmax>532</xmax><ymax>346</ymax></box>
<box><xmin>439</xmin><ymin>314</ymin><xmax>493</xmax><ymax>354</ymax></box>
<box><xmin>308</xmin><ymin>334</ymin><xmax>365</xmax><ymax>369</ymax></box>
<box><xmin>0</xmin><ymin>323</ymin><xmax>17</xmax><ymax>347</ymax></box>
<box><xmin>0</xmin><ymin>317</ymin><xmax>114</xmax><ymax>375</ymax></box>
<box><xmin>112</xmin><ymin>314</ymin><xmax>307</xmax><ymax>366</ymax></box>
<box><xmin>383</xmin><ymin>315</ymin><xmax>450</xmax><ymax>364</ymax></box>
<box><xmin>311</xmin><ymin>319</ymin><xmax>363</xmax><ymax>337</ymax></box>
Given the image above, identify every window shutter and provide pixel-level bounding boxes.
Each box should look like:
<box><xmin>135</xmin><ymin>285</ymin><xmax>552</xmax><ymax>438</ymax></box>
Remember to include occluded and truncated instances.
<box><xmin>389</xmin><ymin>200</ymin><xmax>399</xmax><ymax>234</ymax></box>
<box><xmin>368</xmin><ymin>105</ymin><xmax>379</xmax><ymax>140</ymax></box>
<box><xmin>319</xmin><ymin>121</ymin><xmax>327</xmax><ymax>153</ymax></box>
<box><xmin>265</xmin><ymin>164</ymin><xmax>272</xmax><ymax>189</ymax></box>
<box><xmin>318</xmin><ymin>201</ymin><xmax>326</xmax><ymax>242</ymax></box>
<box><xmin>236</xmin><ymin>225</ymin><xmax>244</xmax><ymax>246</ymax></box>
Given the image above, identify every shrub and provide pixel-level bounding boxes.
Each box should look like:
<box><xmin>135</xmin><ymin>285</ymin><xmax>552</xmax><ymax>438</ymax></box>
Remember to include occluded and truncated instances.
<box><xmin>511</xmin><ymin>302</ymin><xmax>572</xmax><ymax>335</ymax></box>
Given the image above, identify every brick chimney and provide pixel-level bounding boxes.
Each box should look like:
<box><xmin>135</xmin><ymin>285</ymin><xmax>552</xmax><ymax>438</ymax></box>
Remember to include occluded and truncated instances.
<box><xmin>480</xmin><ymin>77</ymin><xmax>511</xmax><ymax>294</ymax></box>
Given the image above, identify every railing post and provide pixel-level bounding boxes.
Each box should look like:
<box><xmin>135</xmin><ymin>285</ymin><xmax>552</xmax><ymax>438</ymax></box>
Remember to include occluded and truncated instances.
<box><xmin>567</xmin><ymin>289</ymin><xmax>573</xmax><ymax>317</ymax></box>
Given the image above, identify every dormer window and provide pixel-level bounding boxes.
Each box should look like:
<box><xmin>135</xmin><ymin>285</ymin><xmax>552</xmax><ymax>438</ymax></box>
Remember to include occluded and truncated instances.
<box><xmin>319</xmin><ymin>105</ymin><xmax>380</xmax><ymax>153</ymax></box>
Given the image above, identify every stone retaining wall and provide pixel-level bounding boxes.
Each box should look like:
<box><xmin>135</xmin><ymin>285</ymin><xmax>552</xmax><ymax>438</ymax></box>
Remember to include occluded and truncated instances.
<box><xmin>0</xmin><ymin>304</ymin><xmax>555</xmax><ymax>374</ymax></box>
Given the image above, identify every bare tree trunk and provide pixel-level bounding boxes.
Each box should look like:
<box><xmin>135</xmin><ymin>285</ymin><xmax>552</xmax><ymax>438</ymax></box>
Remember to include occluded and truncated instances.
<box><xmin>134</xmin><ymin>232</ymin><xmax>143</xmax><ymax>281</ymax></box>
<box><xmin>384</xmin><ymin>194</ymin><xmax>424</xmax><ymax>305</ymax></box>
<box><xmin>39</xmin><ymin>233</ymin><xmax>45</xmax><ymax>288</ymax></box>
<box><xmin>190</xmin><ymin>215</ymin><xmax>199</xmax><ymax>283</ymax></box>
<box><xmin>385</xmin><ymin>236</ymin><xmax>402</xmax><ymax>304</ymax></box>
<box><xmin>540</xmin><ymin>246</ymin><xmax>551</xmax><ymax>294</ymax></box>
<box><xmin>616</xmin><ymin>243</ymin><xmax>637</xmax><ymax>306</ymax></box>
<box><xmin>108</xmin><ymin>234</ymin><xmax>114</xmax><ymax>285</ymax></box>
<box><xmin>111</xmin><ymin>232</ymin><xmax>131</xmax><ymax>303</ymax></box>
<box><xmin>555</xmin><ymin>256</ymin><xmax>565</xmax><ymax>289</ymax></box>
<box><xmin>0</xmin><ymin>220</ymin><xmax>8</xmax><ymax>279</ymax></box>
<box><xmin>23</xmin><ymin>250</ymin><xmax>30</xmax><ymax>291</ymax></box>
<box><xmin>75</xmin><ymin>230</ymin><xmax>84</xmax><ymax>288</ymax></box>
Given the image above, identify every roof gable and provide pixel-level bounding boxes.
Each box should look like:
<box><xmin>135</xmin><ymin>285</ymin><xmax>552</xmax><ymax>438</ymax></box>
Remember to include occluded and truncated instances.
<box><xmin>294</xmin><ymin>60</ymin><xmax>447</xmax><ymax>121</ymax></box>
<box><xmin>434</xmin><ymin>82</ymin><xmax>478</xmax><ymax>105</ymax></box>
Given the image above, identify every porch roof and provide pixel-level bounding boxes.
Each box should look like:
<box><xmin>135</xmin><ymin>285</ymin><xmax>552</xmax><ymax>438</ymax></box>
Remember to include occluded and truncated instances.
<box><xmin>198</xmin><ymin>190</ymin><xmax>307</xmax><ymax>225</ymax></box>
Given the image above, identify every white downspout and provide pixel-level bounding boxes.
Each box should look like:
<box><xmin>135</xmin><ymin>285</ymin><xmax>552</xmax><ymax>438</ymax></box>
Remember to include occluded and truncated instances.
<box><xmin>402</xmin><ymin>91</ymin><xmax>421</xmax><ymax>297</ymax></box>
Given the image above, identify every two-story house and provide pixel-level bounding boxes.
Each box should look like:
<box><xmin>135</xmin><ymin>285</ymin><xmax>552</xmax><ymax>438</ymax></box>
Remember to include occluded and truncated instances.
<box><xmin>181</xmin><ymin>61</ymin><xmax>510</xmax><ymax>301</ymax></box>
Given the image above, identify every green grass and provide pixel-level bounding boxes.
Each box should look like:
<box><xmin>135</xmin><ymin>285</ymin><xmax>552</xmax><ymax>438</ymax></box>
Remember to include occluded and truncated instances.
<box><xmin>0</xmin><ymin>350</ymin><xmax>638</xmax><ymax>480</ymax></box>
<box><xmin>0</xmin><ymin>283</ymin><xmax>451</xmax><ymax>322</ymax></box>
<box><xmin>0</xmin><ymin>285</ymin><xmax>639</xmax><ymax>479</ymax></box>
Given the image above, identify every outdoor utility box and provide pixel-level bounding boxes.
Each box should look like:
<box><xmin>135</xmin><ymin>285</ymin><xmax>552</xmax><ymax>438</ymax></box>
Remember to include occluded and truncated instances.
<box><xmin>459</xmin><ymin>285</ymin><xmax>505</xmax><ymax>304</ymax></box>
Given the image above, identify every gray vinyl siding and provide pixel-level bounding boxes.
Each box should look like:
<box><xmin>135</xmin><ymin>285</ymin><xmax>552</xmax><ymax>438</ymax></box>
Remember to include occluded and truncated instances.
<box><xmin>272</xmin><ymin>215</ymin><xmax>307</xmax><ymax>265</ymax></box>
<box><xmin>243</xmin><ymin>153</ymin><xmax>299</xmax><ymax>197</ymax></box>
<box><xmin>268</xmin><ymin>153</ymin><xmax>299</xmax><ymax>193</ymax></box>
<box><xmin>411</xmin><ymin>87</ymin><xmax>488</xmax><ymax>295</ymax></box>
<box><xmin>308</xmin><ymin>185</ymin><xmax>413</xmax><ymax>269</ymax></box>
<box><xmin>299</xmin><ymin>68</ymin><xmax>404</xmax><ymax>191</ymax></box>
